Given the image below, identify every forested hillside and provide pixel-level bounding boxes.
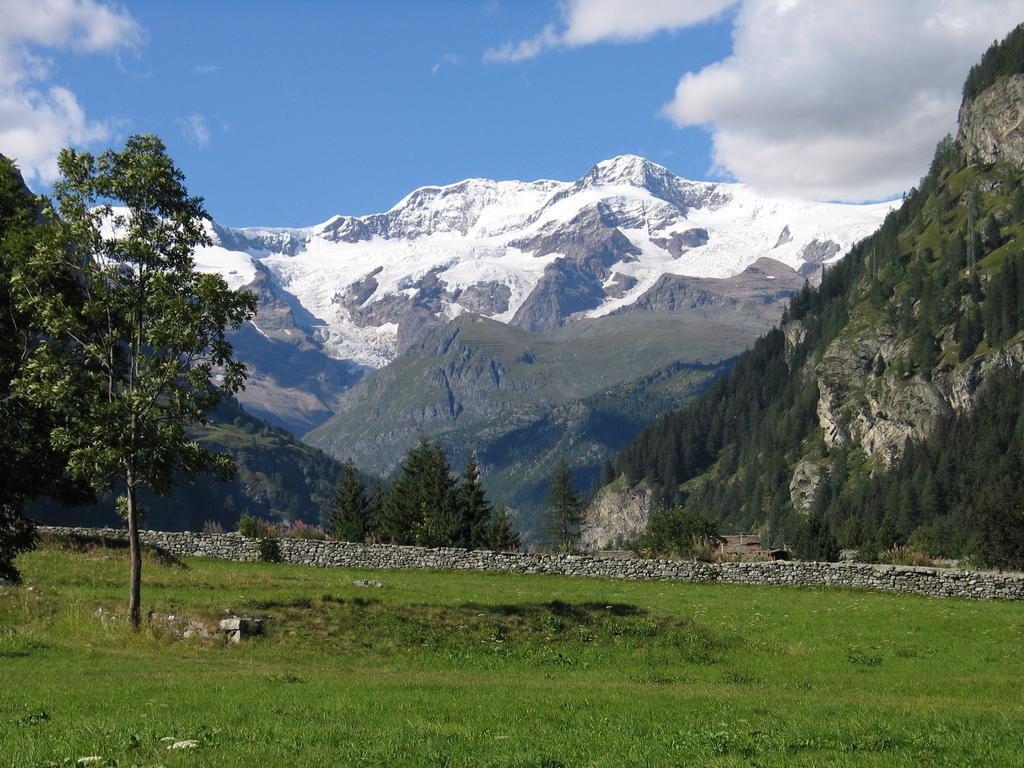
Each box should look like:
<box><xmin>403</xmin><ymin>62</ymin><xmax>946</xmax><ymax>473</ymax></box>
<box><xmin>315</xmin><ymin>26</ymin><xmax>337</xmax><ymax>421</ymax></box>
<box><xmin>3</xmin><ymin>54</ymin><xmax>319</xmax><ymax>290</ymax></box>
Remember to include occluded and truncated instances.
<box><xmin>609</xmin><ymin>25</ymin><xmax>1024</xmax><ymax>567</ymax></box>
<box><xmin>30</xmin><ymin>399</ymin><xmax>344</xmax><ymax>532</ymax></box>
<box><xmin>31</xmin><ymin>397</ymin><xmax>344</xmax><ymax>531</ymax></box>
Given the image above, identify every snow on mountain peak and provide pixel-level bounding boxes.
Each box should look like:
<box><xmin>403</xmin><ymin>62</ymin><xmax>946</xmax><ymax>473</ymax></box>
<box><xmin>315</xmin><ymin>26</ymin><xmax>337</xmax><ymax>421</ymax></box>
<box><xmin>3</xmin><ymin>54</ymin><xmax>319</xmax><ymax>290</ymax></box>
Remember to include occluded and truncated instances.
<box><xmin>590</xmin><ymin>154</ymin><xmax>669</xmax><ymax>185</ymax></box>
<box><xmin>196</xmin><ymin>156</ymin><xmax>897</xmax><ymax>368</ymax></box>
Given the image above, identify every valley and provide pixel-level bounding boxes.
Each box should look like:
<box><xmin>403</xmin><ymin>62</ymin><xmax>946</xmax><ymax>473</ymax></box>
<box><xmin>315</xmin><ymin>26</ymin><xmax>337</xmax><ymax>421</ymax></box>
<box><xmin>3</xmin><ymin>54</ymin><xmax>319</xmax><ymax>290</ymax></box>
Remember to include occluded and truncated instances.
<box><xmin>189</xmin><ymin>156</ymin><xmax>893</xmax><ymax>526</ymax></box>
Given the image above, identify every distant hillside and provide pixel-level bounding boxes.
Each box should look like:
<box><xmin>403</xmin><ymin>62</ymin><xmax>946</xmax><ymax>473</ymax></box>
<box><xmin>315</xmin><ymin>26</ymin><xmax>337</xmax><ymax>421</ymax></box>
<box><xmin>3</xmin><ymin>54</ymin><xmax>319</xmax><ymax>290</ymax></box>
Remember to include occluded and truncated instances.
<box><xmin>305</xmin><ymin>311</ymin><xmax>758</xmax><ymax>539</ymax></box>
<box><xmin>31</xmin><ymin>398</ymin><xmax>343</xmax><ymax>531</ymax></box>
<box><xmin>601</xmin><ymin>24</ymin><xmax>1024</xmax><ymax>568</ymax></box>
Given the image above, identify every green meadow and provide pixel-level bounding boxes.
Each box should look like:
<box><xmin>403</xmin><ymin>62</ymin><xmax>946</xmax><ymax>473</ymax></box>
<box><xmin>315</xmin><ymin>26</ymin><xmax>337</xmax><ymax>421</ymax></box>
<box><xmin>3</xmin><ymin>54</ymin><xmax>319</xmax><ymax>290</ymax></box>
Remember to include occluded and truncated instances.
<box><xmin>1</xmin><ymin>543</ymin><xmax>1023</xmax><ymax>767</ymax></box>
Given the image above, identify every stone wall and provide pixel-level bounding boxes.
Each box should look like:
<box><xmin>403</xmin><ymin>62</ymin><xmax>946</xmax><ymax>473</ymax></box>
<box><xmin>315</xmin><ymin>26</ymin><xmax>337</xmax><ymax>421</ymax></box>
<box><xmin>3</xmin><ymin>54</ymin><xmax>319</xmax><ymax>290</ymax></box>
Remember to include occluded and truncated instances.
<box><xmin>37</xmin><ymin>526</ymin><xmax>1024</xmax><ymax>601</ymax></box>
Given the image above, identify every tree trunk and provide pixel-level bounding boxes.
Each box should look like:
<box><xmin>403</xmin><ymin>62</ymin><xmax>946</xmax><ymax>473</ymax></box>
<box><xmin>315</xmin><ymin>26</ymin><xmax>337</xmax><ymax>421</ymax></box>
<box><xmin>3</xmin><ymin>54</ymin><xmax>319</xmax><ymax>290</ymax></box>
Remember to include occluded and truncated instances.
<box><xmin>127</xmin><ymin>482</ymin><xmax>142</xmax><ymax>630</ymax></box>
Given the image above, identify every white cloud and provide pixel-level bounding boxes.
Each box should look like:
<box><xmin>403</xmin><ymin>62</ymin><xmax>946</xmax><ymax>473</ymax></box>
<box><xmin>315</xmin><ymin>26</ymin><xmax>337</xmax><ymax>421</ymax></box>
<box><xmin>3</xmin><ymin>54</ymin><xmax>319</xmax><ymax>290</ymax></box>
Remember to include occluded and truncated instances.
<box><xmin>432</xmin><ymin>53</ymin><xmax>462</xmax><ymax>76</ymax></box>
<box><xmin>177</xmin><ymin>114</ymin><xmax>210</xmax><ymax>148</ymax></box>
<box><xmin>663</xmin><ymin>0</ymin><xmax>1024</xmax><ymax>201</ymax></box>
<box><xmin>484</xmin><ymin>0</ymin><xmax>735</xmax><ymax>62</ymax></box>
<box><xmin>488</xmin><ymin>0</ymin><xmax>1024</xmax><ymax>201</ymax></box>
<box><xmin>194</xmin><ymin>63</ymin><xmax>221</xmax><ymax>75</ymax></box>
<box><xmin>0</xmin><ymin>0</ymin><xmax>141</xmax><ymax>184</ymax></box>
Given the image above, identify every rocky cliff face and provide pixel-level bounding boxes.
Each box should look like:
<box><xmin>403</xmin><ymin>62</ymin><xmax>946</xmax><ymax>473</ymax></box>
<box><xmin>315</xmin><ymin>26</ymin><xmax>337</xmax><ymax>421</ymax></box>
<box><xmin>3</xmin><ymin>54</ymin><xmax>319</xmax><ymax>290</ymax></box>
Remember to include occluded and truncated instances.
<box><xmin>813</xmin><ymin>309</ymin><xmax>1024</xmax><ymax>475</ymax></box>
<box><xmin>959</xmin><ymin>74</ymin><xmax>1024</xmax><ymax>168</ymax></box>
<box><xmin>625</xmin><ymin>257</ymin><xmax>805</xmax><ymax>324</ymax></box>
<box><xmin>580</xmin><ymin>480</ymin><xmax>653</xmax><ymax>550</ymax></box>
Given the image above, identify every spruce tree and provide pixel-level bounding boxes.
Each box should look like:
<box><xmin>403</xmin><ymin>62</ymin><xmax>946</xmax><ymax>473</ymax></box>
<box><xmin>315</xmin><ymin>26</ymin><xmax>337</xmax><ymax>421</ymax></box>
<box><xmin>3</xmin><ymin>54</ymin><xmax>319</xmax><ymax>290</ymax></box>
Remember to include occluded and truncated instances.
<box><xmin>487</xmin><ymin>506</ymin><xmax>521</xmax><ymax>552</ymax></box>
<box><xmin>327</xmin><ymin>459</ymin><xmax>368</xmax><ymax>542</ymax></box>
<box><xmin>542</xmin><ymin>457</ymin><xmax>582</xmax><ymax>552</ymax></box>
<box><xmin>793</xmin><ymin>511</ymin><xmax>840</xmax><ymax>562</ymax></box>
<box><xmin>382</xmin><ymin>437</ymin><xmax>431</xmax><ymax>543</ymax></box>
<box><xmin>458</xmin><ymin>452</ymin><xmax>492</xmax><ymax>548</ymax></box>
<box><xmin>956</xmin><ymin>305</ymin><xmax>984</xmax><ymax>360</ymax></box>
<box><xmin>599</xmin><ymin>456</ymin><xmax>616</xmax><ymax>487</ymax></box>
<box><xmin>384</xmin><ymin>436</ymin><xmax>460</xmax><ymax>546</ymax></box>
<box><xmin>365</xmin><ymin>479</ymin><xmax>387</xmax><ymax>543</ymax></box>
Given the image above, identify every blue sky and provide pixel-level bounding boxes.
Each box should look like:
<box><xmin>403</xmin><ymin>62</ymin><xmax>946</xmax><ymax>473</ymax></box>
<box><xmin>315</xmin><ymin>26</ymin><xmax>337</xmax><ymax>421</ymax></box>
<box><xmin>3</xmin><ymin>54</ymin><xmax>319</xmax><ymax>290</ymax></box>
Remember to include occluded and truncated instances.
<box><xmin>33</xmin><ymin>1</ymin><xmax>733</xmax><ymax>226</ymax></box>
<box><xmin>2</xmin><ymin>1</ymin><xmax>1022</xmax><ymax>227</ymax></box>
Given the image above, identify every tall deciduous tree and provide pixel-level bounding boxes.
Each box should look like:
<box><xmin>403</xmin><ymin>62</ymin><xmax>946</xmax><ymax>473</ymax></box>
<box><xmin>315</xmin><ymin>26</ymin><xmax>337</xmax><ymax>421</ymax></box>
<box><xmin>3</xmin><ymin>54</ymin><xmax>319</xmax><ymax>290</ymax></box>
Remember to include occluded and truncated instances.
<box><xmin>0</xmin><ymin>156</ymin><xmax>92</xmax><ymax>582</ymax></box>
<box><xmin>19</xmin><ymin>136</ymin><xmax>256</xmax><ymax>627</ymax></box>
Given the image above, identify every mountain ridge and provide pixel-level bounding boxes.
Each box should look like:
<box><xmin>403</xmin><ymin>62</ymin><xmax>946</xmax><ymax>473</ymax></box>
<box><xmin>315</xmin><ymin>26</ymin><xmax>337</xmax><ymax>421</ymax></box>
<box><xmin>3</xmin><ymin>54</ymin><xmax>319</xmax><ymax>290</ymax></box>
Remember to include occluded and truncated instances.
<box><xmin>190</xmin><ymin>154</ymin><xmax>896</xmax><ymax>433</ymax></box>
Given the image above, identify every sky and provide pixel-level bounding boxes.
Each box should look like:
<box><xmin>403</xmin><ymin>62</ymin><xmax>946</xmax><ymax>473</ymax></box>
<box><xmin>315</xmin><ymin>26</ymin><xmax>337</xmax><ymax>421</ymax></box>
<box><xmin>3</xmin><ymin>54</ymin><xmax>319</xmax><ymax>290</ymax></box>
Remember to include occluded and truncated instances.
<box><xmin>1</xmin><ymin>0</ymin><xmax>1023</xmax><ymax>227</ymax></box>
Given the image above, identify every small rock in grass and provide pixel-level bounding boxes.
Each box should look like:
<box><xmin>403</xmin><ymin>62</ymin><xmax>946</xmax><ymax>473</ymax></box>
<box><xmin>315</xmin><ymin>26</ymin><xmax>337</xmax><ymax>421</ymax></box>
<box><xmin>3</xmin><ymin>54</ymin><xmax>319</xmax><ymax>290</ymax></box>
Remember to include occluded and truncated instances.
<box><xmin>168</xmin><ymin>739</ymin><xmax>199</xmax><ymax>750</ymax></box>
<box><xmin>219</xmin><ymin>616</ymin><xmax>265</xmax><ymax>643</ymax></box>
<box><xmin>353</xmin><ymin>579</ymin><xmax>383</xmax><ymax>588</ymax></box>
<box><xmin>76</xmin><ymin>757</ymin><xmax>103</xmax><ymax>766</ymax></box>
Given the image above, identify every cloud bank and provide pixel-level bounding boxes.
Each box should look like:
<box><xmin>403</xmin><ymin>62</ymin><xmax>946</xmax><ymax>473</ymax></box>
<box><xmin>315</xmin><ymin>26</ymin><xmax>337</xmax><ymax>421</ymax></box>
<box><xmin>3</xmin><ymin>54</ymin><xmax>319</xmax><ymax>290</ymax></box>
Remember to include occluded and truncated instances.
<box><xmin>0</xmin><ymin>0</ymin><xmax>142</xmax><ymax>184</ymax></box>
<box><xmin>491</xmin><ymin>0</ymin><xmax>1024</xmax><ymax>201</ymax></box>
<box><xmin>664</xmin><ymin>0</ymin><xmax>1024</xmax><ymax>200</ymax></box>
<box><xmin>485</xmin><ymin>0</ymin><xmax>734</xmax><ymax>62</ymax></box>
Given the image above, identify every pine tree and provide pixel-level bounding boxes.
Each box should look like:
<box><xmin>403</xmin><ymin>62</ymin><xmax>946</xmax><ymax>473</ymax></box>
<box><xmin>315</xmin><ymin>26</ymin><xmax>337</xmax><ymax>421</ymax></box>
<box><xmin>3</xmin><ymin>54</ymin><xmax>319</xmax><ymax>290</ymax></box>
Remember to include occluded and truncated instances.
<box><xmin>487</xmin><ymin>506</ymin><xmax>521</xmax><ymax>552</ymax></box>
<box><xmin>458</xmin><ymin>452</ymin><xmax>492</xmax><ymax>548</ymax></box>
<box><xmin>327</xmin><ymin>459</ymin><xmax>368</xmax><ymax>542</ymax></box>
<box><xmin>385</xmin><ymin>436</ymin><xmax>460</xmax><ymax>546</ymax></box>
<box><xmin>599</xmin><ymin>456</ymin><xmax>616</xmax><ymax>487</ymax></box>
<box><xmin>793</xmin><ymin>511</ymin><xmax>839</xmax><ymax>562</ymax></box>
<box><xmin>542</xmin><ymin>457</ymin><xmax>582</xmax><ymax>552</ymax></box>
<box><xmin>365</xmin><ymin>479</ymin><xmax>387</xmax><ymax>542</ymax></box>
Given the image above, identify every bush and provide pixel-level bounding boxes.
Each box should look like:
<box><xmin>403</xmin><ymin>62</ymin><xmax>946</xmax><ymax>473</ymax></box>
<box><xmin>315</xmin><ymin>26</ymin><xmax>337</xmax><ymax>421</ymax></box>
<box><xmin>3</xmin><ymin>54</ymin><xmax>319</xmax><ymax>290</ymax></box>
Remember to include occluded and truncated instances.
<box><xmin>283</xmin><ymin>520</ymin><xmax>327</xmax><ymax>540</ymax></box>
<box><xmin>793</xmin><ymin>512</ymin><xmax>840</xmax><ymax>562</ymax></box>
<box><xmin>257</xmin><ymin>537</ymin><xmax>282</xmax><ymax>563</ymax></box>
<box><xmin>879</xmin><ymin>546</ymin><xmax>932</xmax><ymax>567</ymax></box>
<box><xmin>643</xmin><ymin>506</ymin><xmax>719</xmax><ymax>560</ymax></box>
<box><xmin>0</xmin><ymin>505</ymin><xmax>37</xmax><ymax>584</ymax></box>
<box><xmin>201</xmin><ymin>520</ymin><xmax>224</xmax><ymax>534</ymax></box>
<box><xmin>855</xmin><ymin>542</ymin><xmax>879</xmax><ymax>563</ymax></box>
<box><xmin>238</xmin><ymin>513</ymin><xmax>277</xmax><ymax>539</ymax></box>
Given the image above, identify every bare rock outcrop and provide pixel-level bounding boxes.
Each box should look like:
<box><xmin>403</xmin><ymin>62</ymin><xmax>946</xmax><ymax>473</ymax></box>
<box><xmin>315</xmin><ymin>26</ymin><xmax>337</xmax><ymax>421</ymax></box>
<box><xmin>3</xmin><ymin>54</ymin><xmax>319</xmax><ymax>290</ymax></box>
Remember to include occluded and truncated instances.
<box><xmin>958</xmin><ymin>74</ymin><xmax>1024</xmax><ymax>169</ymax></box>
<box><xmin>815</xmin><ymin>319</ymin><xmax>949</xmax><ymax>465</ymax></box>
<box><xmin>580</xmin><ymin>480</ymin><xmax>653</xmax><ymax>551</ymax></box>
<box><xmin>815</xmin><ymin>308</ymin><xmax>1024</xmax><ymax>467</ymax></box>
<box><xmin>789</xmin><ymin>458</ymin><xmax>825</xmax><ymax>514</ymax></box>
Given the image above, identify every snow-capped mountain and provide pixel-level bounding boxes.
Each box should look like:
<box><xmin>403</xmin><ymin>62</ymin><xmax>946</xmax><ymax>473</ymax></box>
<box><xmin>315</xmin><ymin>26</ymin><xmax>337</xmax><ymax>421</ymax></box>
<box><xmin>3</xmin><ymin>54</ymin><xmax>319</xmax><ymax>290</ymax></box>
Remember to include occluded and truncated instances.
<box><xmin>195</xmin><ymin>155</ymin><xmax>895</xmax><ymax>368</ymax></box>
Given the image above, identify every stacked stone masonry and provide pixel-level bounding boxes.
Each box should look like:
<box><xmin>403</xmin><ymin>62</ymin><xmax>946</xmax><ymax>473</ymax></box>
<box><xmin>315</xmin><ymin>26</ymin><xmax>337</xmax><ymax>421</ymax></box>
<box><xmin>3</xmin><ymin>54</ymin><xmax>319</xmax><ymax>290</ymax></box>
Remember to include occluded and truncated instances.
<box><xmin>38</xmin><ymin>526</ymin><xmax>1024</xmax><ymax>601</ymax></box>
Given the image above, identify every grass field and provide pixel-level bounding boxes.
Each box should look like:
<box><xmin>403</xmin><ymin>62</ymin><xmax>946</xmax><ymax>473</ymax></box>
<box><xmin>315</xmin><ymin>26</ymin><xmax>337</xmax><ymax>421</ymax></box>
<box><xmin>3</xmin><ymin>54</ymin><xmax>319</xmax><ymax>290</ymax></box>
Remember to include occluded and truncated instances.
<box><xmin>1</xmin><ymin>544</ymin><xmax>1023</xmax><ymax>767</ymax></box>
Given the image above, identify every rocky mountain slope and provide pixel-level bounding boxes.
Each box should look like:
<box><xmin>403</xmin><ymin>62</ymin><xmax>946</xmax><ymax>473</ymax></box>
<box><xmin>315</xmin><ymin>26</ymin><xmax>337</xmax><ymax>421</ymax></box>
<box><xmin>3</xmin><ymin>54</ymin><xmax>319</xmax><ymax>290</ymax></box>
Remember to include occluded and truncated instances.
<box><xmin>192</xmin><ymin>156</ymin><xmax>894</xmax><ymax>433</ymax></box>
<box><xmin>595</xmin><ymin>25</ymin><xmax>1024</xmax><ymax>566</ymax></box>
<box><xmin>305</xmin><ymin>311</ymin><xmax>751</xmax><ymax>536</ymax></box>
